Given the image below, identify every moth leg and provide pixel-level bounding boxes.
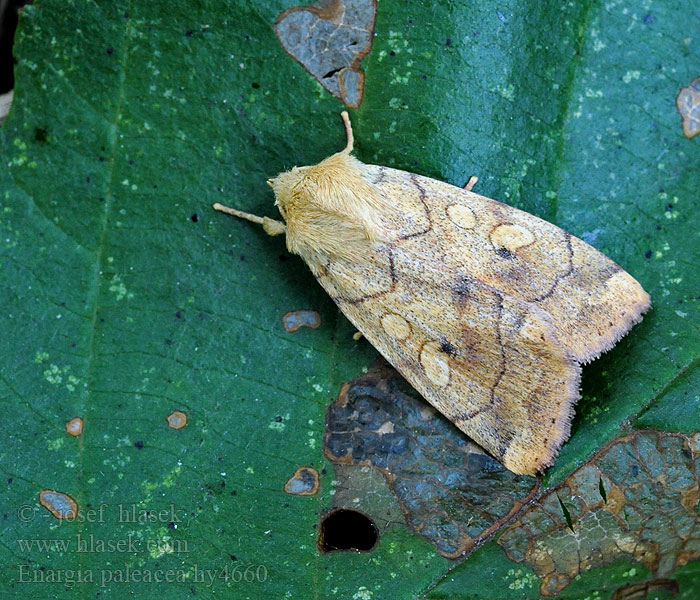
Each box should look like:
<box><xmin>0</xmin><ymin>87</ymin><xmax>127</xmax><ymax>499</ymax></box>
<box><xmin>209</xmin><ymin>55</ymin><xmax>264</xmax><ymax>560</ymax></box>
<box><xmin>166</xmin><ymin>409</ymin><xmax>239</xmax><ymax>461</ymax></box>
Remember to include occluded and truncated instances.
<box><xmin>340</xmin><ymin>111</ymin><xmax>354</xmax><ymax>154</ymax></box>
<box><xmin>212</xmin><ymin>203</ymin><xmax>286</xmax><ymax>236</ymax></box>
<box><xmin>464</xmin><ymin>176</ymin><xmax>479</xmax><ymax>191</ymax></box>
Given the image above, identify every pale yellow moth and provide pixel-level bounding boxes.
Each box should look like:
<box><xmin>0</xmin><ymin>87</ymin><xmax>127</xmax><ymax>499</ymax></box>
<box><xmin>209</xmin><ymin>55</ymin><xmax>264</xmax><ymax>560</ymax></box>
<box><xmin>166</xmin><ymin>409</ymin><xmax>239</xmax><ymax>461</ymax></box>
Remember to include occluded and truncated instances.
<box><xmin>214</xmin><ymin>112</ymin><xmax>650</xmax><ymax>475</ymax></box>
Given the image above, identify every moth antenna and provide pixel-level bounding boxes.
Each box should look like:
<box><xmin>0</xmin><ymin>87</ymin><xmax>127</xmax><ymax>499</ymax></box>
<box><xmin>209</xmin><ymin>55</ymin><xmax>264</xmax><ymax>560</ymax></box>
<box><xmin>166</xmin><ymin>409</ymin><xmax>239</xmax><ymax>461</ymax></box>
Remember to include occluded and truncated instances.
<box><xmin>213</xmin><ymin>203</ymin><xmax>286</xmax><ymax>236</ymax></box>
<box><xmin>340</xmin><ymin>111</ymin><xmax>354</xmax><ymax>154</ymax></box>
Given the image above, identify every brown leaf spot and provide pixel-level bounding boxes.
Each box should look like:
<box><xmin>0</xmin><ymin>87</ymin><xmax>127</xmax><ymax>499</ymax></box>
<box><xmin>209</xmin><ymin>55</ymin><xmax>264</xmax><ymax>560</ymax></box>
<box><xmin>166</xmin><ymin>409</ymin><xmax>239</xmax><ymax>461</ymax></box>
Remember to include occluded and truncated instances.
<box><xmin>65</xmin><ymin>417</ymin><xmax>84</xmax><ymax>437</ymax></box>
<box><xmin>39</xmin><ymin>489</ymin><xmax>78</xmax><ymax>520</ymax></box>
<box><xmin>282</xmin><ymin>310</ymin><xmax>321</xmax><ymax>332</ymax></box>
<box><xmin>324</xmin><ymin>361</ymin><xmax>539</xmax><ymax>558</ymax></box>
<box><xmin>284</xmin><ymin>466</ymin><xmax>320</xmax><ymax>496</ymax></box>
<box><xmin>274</xmin><ymin>0</ymin><xmax>377</xmax><ymax>108</ymax></box>
<box><xmin>676</xmin><ymin>77</ymin><xmax>700</xmax><ymax>138</ymax></box>
<box><xmin>166</xmin><ymin>410</ymin><xmax>187</xmax><ymax>429</ymax></box>
<box><xmin>498</xmin><ymin>430</ymin><xmax>700</xmax><ymax>596</ymax></box>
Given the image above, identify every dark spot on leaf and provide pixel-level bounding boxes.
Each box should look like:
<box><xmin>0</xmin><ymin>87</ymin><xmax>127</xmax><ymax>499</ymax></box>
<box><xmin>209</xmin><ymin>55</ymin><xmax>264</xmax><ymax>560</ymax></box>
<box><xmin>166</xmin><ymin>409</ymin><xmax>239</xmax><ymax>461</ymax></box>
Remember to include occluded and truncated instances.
<box><xmin>645</xmin><ymin>250</ymin><xmax>652</xmax><ymax>259</ymax></box>
<box><xmin>389</xmin><ymin>50</ymin><xmax>395</xmax><ymax>57</ymax></box>
<box><xmin>319</xmin><ymin>509</ymin><xmax>378</xmax><ymax>552</ymax></box>
<box><xmin>106</xmin><ymin>47</ymin><xmax>114</xmax><ymax>55</ymax></box>
<box><xmin>34</xmin><ymin>127</ymin><xmax>48</xmax><ymax>143</ymax></box>
<box><xmin>274</xmin><ymin>415</ymin><xmax>283</xmax><ymax>422</ymax></box>
<box><xmin>643</xmin><ymin>14</ymin><xmax>655</xmax><ymax>24</ymax></box>
<box><xmin>251</xmin><ymin>82</ymin><xmax>260</xmax><ymax>89</ymax></box>
<box><xmin>445</xmin><ymin>38</ymin><xmax>452</xmax><ymax>46</ymax></box>
<box><xmin>190</xmin><ymin>213</ymin><xmax>198</xmax><ymax>222</ymax></box>
<box><xmin>185</xmin><ymin>29</ymin><xmax>193</xmax><ymax>37</ymax></box>
<box><xmin>175</xmin><ymin>310</ymin><xmax>182</xmax><ymax>319</ymax></box>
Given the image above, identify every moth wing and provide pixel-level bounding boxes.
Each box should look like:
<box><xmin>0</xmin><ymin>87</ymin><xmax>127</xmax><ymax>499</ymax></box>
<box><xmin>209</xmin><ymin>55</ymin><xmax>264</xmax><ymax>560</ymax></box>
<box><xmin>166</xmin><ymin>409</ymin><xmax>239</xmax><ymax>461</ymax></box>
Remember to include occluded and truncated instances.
<box><xmin>363</xmin><ymin>165</ymin><xmax>650</xmax><ymax>362</ymax></box>
<box><xmin>311</xmin><ymin>234</ymin><xmax>580</xmax><ymax>476</ymax></box>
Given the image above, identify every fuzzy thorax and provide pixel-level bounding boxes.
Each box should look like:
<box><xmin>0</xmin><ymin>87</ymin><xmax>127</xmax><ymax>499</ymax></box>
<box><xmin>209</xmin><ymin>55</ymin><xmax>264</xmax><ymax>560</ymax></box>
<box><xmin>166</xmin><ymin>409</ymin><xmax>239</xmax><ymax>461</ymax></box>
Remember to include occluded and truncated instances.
<box><xmin>269</xmin><ymin>151</ymin><xmax>391</xmax><ymax>262</ymax></box>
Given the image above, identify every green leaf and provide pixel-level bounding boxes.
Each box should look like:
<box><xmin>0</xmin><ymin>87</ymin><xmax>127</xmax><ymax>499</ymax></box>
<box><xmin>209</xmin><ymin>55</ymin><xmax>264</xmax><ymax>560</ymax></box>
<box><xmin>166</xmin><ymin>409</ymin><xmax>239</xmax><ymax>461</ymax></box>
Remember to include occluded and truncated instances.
<box><xmin>1</xmin><ymin>0</ymin><xmax>698</xmax><ymax>598</ymax></box>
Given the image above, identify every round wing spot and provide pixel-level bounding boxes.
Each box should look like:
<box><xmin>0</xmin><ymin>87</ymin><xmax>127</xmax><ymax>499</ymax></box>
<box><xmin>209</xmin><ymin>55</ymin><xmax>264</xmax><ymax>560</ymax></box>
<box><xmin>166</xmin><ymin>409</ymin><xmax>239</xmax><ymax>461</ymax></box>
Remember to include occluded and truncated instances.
<box><xmin>420</xmin><ymin>341</ymin><xmax>451</xmax><ymax>386</ymax></box>
<box><xmin>447</xmin><ymin>204</ymin><xmax>477</xmax><ymax>229</ymax></box>
<box><xmin>490</xmin><ymin>224</ymin><xmax>535</xmax><ymax>252</ymax></box>
<box><xmin>381</xmin><ymin>313</ymin><xmax>411</xmax><ymax>340</ymax></box>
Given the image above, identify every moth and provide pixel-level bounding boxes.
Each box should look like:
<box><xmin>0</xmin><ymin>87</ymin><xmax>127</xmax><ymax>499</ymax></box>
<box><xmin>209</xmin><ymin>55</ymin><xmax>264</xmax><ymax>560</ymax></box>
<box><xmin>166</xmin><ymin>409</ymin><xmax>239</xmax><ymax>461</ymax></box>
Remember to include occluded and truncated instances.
<box><xmin>214</xmin><ymin>112</ymin><xmax>650</xmax><ymax>475</ymax></box>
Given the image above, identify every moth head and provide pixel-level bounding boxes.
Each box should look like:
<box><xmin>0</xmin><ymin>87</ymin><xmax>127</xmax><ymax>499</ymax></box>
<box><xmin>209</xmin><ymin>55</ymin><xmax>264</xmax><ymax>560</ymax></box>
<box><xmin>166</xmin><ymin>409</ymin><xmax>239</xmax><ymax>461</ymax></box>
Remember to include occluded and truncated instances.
<box><xmin>267</xmin><ymin>152</ymin><xmax>392</xmax><ymax>262</ymax></box>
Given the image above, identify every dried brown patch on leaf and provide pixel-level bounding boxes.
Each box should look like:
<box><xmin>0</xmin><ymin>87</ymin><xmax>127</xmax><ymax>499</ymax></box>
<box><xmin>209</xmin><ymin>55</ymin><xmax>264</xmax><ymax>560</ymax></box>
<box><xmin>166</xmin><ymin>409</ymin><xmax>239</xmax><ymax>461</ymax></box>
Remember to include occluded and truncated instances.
<box><xmin>323</xmin><ymin>361</ymin><xmax>539</xmax><ymax>558</ymax></box>
<box><xmin>274</xmin><ymin>0</ymin><xmax>376</xmax><ymax>108</ymax></box>
<box><xmin>166</xmin><ymin>410</ymin><xmax>187</xmax><ymax>429</ymax></box>
<box><xmin>39</xmin><ymin>489</ymin><xmax>78</xmax><ymax>520</ymax></box>
<box><xmin>676</xmin><ymin>77</ymin><xmax>700</xmax><ymax>138</ymax></box>
<box><xmin>498</xmin><ymin>430</ymin><xmax>700</xmax><ymax>596</ymax></box>
<box><xmin>65</xmin><ymin>416</ymin><xmax>83</xmax><ymax>436</ymax></box>
<box><xmin>284</xmin><ymin>466</ymin><xmax>320</xmax><ymax>496</ymax></box>
<box><xmin>611</xmin><ymin>578</ymin><xmax>679</xmax><ymax>600</ymax></box>
<box><xmin>281</xmin><ymin>309</ymin><xmax>321</xmax><ymax>332</ymax></box>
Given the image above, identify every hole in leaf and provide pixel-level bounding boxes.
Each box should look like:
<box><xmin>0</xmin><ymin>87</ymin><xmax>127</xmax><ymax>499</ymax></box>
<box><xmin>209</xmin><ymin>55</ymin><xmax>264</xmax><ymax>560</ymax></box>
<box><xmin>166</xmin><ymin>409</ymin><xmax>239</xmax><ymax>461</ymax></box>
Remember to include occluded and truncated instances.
<box><xmin>557</xmin><ymin>496</ymin><xmax>575</xmax><ymax>532</ymax></box>
<box><xmin>599</xmin><ymin>477</ymin><xmax>607</xmax><ymax>503</ymax></box>
<box><xmin>319</xmin><ymin>509</ymin><xmax>378</xmax><ymax>552</ymax></box>
<box><xmin>322</xmin><ymin>67</ymin><xmax>342</xmax><ymax>80</ymax></box>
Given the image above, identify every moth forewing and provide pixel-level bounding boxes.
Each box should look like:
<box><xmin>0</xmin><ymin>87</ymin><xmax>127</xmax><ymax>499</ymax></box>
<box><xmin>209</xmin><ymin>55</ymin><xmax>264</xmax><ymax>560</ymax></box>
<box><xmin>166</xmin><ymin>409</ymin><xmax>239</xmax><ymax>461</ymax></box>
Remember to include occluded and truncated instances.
<box><xmin>213</xmin><ymin>112</ymin><xmax>650</xmax><ymax>476</ymax></box>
